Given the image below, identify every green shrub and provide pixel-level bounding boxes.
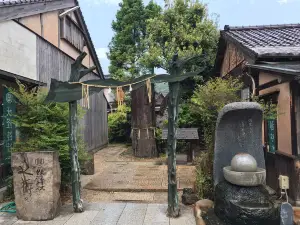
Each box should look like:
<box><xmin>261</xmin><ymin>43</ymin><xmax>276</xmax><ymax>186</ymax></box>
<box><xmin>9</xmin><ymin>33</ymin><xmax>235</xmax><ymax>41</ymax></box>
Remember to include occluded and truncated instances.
<box><xmin>191</xmin><ymin>77</ymin><xmax>243</xmax><ymax>199</ymax></box>
<box><xmin>9</xmin><ymin>80</ymin><xmax>90</xmax><ymax>186</ymax></box>
<box><xmin>190</xmin><ymin>77</ymin><xmax>278</xmax><ymax>199</ymax></box>
<box><xmin>3</xmin><ymin>176</ymin><xmax>14</xmax><ymax>201</ymax></box>
<box><xmin>108</xmin><ymin>105</ymin><xmax>131</xmax><ymax>143</ymax></box>
<box><xmin>194</xmin><ymin>153</ymin><xmax>213</xmax><ymax>200</ymax></box>
<box><xmin>178</xmin><ymin>102</ymin><xmax>201</xmax><ymax>128</ymax></box>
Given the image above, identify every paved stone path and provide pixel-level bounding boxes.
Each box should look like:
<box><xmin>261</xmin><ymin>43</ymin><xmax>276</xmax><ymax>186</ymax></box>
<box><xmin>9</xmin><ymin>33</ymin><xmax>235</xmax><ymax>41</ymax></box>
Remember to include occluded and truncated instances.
<box><xmin>0</xmin><ymin>202</ymin><xmax>196</xmax><ymax>225</ymax></box>
<box><xmin>84</xmin><ymin>145</ymin><xmax>195</xmax><ymax>192</ymax></box>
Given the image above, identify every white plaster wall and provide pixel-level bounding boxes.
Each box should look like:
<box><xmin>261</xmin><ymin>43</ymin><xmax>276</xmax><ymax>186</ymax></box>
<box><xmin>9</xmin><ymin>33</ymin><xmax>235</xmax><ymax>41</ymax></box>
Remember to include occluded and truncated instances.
<box><xmin>0</xmin><ymin>21</ymin><xmax>37</xmax><ymax>80</ymax></box>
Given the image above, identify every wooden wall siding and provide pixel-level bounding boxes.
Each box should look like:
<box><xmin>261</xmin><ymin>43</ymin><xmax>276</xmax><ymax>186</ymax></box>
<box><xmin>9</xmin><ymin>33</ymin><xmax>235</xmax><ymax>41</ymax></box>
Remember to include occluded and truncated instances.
<box><xmin>36</xmin><ymin>37</ymin><xmax>108</xmax><ymax>151</ymax></box>
<box><xmin>60</xmin><ymin>16</ymin><xmax>85</xmax><ymax>51</ymax></box>
<box><xmin>221</xmin><ymin>43</ymin><xmax>245</xmax><ymax>76</ymax></box>
<box><xmin>80</xmin><ymin>74</ymin><xmax>108</xmax><ymax>151</ymax></box>
<box><xmin>264</xmin><ymin>150</ymin><xmax>300</xmax><ymax>204</ymax></box>
<box><xmin>296</xmin><ymin>91</ymin><xmax>300</xmax><ymax>155</ymax></box>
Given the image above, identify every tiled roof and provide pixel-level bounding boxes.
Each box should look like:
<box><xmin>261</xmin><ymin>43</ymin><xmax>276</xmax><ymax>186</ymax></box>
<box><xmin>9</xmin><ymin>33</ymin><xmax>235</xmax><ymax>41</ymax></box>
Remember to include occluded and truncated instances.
<box><xmin>0</xmin><ymin>0</ymin><xmax>52</xmax><ymax>6</ymax></box>
<box><xmin>223</xmin><ymin>24</ymin><xmax>300</xmax><ymax>58</ymax></box>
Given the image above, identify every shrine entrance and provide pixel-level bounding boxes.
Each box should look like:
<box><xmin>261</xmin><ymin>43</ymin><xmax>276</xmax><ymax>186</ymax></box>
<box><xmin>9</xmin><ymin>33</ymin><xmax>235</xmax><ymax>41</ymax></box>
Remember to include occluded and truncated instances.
<box><xmin>45</xmin><ymin>52</ymin><xmax>202</xmax><ymax>217</ymax></box>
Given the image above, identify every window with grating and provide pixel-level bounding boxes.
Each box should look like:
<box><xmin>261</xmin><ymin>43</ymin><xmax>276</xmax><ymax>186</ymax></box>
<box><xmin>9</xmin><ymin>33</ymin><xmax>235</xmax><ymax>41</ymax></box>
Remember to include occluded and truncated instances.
<box><xmin>60</xmin><ymin>16</ymin><xmax>85</xmax><ymax>51</ymax></box>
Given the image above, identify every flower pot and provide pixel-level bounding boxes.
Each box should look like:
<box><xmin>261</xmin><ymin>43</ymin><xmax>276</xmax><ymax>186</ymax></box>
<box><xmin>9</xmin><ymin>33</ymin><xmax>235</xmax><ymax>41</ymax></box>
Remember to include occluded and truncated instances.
<box><xmin>11</xmin><ymin>151</ymin><xmax>61</xmax><ymax>221</ymax></box>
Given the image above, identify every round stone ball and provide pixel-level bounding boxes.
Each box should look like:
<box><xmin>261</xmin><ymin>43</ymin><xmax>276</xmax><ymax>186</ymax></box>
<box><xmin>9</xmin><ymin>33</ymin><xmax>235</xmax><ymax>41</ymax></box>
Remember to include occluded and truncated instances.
<box><xmin>231</xmin><ymin>153</ymin><xmax>257</xmax><ymax>172</ymax></box>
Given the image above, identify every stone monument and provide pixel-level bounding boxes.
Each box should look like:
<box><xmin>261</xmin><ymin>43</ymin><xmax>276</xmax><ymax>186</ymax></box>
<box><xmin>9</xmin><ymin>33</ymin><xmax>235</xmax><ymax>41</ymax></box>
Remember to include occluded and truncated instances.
<box><xmin>213</xmin><ymin>102</ymin><xmax>265</xmax><ymax>186</ymax></box>
<box><xmin>12</xmin><ymin>151</ymin><xmax>61</xmax><ymax>221</ymax></box>
<box><xmin>212</xmin><ymin>102</ymin><xmax>280</xmax><ymax>225</ymax></box>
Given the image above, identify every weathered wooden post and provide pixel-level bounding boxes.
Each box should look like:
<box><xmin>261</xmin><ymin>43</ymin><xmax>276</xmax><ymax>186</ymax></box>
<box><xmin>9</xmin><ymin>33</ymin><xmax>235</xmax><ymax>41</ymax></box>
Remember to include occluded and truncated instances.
<box><xmin>166</xmin><ymin>53</ymin><xmax>181</xmax><ymax>217</ymax></box>
<box><xmin>167</xmin><ymin>81</ymin><xmax>181</xmax><ymax>217</ymax></box>
<box><xmin>166</xmin><ymin>53</ymin><xmax>202</xmax><ymax>217</ymax></box>
<box><xmin>69</xmin><ymin>52</ymin><xmax>95</xmax><ymax>212</ymax></box>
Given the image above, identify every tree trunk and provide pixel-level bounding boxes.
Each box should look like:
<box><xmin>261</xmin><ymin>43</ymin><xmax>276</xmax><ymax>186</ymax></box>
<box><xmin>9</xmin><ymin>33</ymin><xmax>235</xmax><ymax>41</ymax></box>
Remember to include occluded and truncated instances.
<box><xmin>131</xmin><ymin>84</ymin><xmax>157</xmax><ymax>158</ymax></box>
<box><xmin>69</xmin><ymin>101</ymin><xmax>83</xmax><ymax>212</ymax></box>
<box><xmin>167</xmin><ymin>82</ymin><xmax>180</xmax><ymax>217</ymax></box>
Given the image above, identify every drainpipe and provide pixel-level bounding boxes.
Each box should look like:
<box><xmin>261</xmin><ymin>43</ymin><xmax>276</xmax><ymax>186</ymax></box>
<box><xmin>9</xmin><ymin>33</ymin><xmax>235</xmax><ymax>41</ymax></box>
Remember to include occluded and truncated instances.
<box><xmin>59</xmin><ymin>6</ymin><xmax>80</xmax><ymax>18</ymax></box>
<box><xmin>245</xmin><ymin>72</ymin><xmax>256</xmax><ymax>99</ymax></box>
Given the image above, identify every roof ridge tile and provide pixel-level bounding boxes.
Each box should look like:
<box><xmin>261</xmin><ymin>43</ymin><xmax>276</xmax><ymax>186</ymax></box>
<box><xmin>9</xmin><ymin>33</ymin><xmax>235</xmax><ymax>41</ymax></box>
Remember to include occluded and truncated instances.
<box><xmin>224</xmin><ymin>24</ymin><xmax>300</xmax><ymax>31</ymax></box>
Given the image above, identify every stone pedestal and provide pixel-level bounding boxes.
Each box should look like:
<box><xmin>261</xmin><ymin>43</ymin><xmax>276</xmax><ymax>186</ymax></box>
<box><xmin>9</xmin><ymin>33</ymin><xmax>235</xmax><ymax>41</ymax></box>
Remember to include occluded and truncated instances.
<box><xmin>12</xmin><ymin>151</ymin><xmax>61</xmax><ymax>221</ymax></box>
<box><xmin>214</xmin><ymin>181</ymin><xmax>280</xmax><ymax>225</ymax></box>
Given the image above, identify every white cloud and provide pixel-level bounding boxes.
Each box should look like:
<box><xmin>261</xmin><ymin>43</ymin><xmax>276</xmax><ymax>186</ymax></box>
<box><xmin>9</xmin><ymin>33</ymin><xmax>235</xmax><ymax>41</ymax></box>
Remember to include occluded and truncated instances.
<box><xmin>277</xmin><ymin>0</ymin><xmax>299</xmax><ymax>4</ymax></box>
<box><xmin>96</xmin><ymin>47</ymin><xmax>109</xmax><ymax>59</ymax></box>
<box><xmin>278</xmin><ymin>0</ymin><xmax>289</xmax><ymax>4</ymax></box>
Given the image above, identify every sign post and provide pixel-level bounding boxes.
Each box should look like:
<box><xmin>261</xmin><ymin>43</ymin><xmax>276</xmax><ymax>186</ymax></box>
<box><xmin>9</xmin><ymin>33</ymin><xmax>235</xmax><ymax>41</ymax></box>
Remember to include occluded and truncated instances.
<box><xmin>267</xmin><ymin>119</ymin><xmax>277</xmax><ymax>153</ymax></box>
<box><xmin>2</xmin><ymin>87</ymin><xmax>16</xmax><ymax>176</ymax></box>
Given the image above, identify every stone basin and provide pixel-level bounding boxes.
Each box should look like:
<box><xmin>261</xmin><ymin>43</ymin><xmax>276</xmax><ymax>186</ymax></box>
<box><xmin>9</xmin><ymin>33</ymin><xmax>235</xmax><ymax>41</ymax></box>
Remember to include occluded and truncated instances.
<box><xmin>223</xmin><ymin>166</ymin><xmax>266</xmax><ymax>186</ymax></box>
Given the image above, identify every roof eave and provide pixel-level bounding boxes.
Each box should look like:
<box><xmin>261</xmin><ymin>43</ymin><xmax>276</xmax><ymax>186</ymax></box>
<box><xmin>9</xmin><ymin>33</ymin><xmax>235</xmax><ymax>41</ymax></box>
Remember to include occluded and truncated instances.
<box><xmin>256</xmin><ymin>54</ymin><xmax>300</xmax><ymax>60</ymax></box>
<box><xmin>222</xmin><ymin>31</ymin><xmax>258</xmax><ymax>61</ymax></box>
<box><xmin>213</xmin><ymin>34</ymin><xmax>226</xmax><ymax>77</ymax></box>
<box><xmin>74</xmin><ymin>1</ymin><xmax>104</xmax><ymax>79</ymax></box>
<box><xmin>0</xmin><ymin>0</ymin><xmax>76</xmax><ymax>22</ymax></box>
<box><xmin>246</xmin><ymin>64</ymin><xmax>300</xmax><ymax>77</ymax></box>
<box><xmin>213</xmin><ymin>30</ymin><xmax>258</xmax><ymax>77</ymax></box>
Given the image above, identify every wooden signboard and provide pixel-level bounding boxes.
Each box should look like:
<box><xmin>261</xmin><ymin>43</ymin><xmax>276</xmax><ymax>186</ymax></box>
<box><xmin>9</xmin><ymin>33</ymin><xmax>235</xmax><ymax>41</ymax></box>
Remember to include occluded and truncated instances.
<box><xmin>267</xmin><ymin>119</ymin><xmax>277</xmax><ymax>153</ymax></box>
<box><xmin>162</xmin><ymin>128</ymin><xmax>199</xmax><ymax>140</ymax></box>
<box><xmin>3</xmin><ymin>88</ymin><xmax>16</xmax><ymax>165</ymax></box>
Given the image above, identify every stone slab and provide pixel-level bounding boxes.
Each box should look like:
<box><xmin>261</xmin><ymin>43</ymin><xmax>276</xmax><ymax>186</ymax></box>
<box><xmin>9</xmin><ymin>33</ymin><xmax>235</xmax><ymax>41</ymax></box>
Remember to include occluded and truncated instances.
<box><xmin>143</xmin><ymin>204</ymin><xmax>169</xmax><ymax>225</ymax></box>
<box><xmin>64</xmin><ymin>210</ymin><xmax>99</xmax><ymax>225</ymax></box>
<box><xmin>0</xmin><ymin>202</ymin><xmax>196</xmax><ymax>225</ymax></box>
<box><xmin>0</xmin><ymin>216</ymin><xmax>18</xmax><ymax>225</ymax></box>
<box><xmin>84</xmin><ymin>202</ymin><xmax>107</xmax><ymax>211</ymax></box>
<box><xmin>91</xmin><ymin>203</ymin><xmax>126</xmax><ymax>225</ymax></box>
<box><xmin>116</xmin><ymin>203</ymin><xmax>148</xmax><ymax>225</ymax></box>
<box><xmin>53</xmin><ymin>207</ymin><xmax>74</xmax><ymax>222</ymax></box>
<box><xmin>213</xmin><ymin>102</ymin><xmax>265</xmax><ymax>186</ymax></box>
<box><xmin>170</xmin><ymin>205</ymin><xmax>196</xmax><ymax>225</ymax></box>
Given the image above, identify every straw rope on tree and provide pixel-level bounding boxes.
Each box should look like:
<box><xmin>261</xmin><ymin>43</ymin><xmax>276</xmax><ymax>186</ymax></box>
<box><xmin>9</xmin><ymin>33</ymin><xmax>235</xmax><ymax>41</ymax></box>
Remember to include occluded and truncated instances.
<box><xmin>45</xmin><ymin>51</ymin><xmax>203</xmax><ymax>217</ymax></box>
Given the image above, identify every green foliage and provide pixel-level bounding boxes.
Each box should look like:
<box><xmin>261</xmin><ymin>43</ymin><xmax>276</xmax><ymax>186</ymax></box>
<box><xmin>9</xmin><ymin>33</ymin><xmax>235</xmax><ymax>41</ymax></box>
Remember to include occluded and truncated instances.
<box><xmin>253</xmin><ymin>96</ymin><xmax>278</xmax><ymax>120</ymax></box>
<box><xmin>155</xmin><ymin>127</ymin><xmax>164</xmax><ymax>153</ymax></box>
<box><xmin>140</xmin><ymin>0</ymin><xmax>219</xmax><ymax>73</ymax></box>
<box><xmin>190</xmin><ymin>77</ymin><xmax>278</xmax><ymax>199</ymax></box>
<box><xmin>108</xmin><ymin>0</ymin><xmax>162</xmax><ymax>80</ymax></box>
<box><xmin>191</xmin><ymin>77</ymin><xmax>243</xmax><ymax>124</ymax></box>
<box><xmin>194</xmin><ymin>153</ymin><xmax>213</xmax><ymax>199</ymax></box>
<box><xmin>178</xmin><ymin>102</ymin><xmax>201</xmax><ymax>128</ymax></box>
<box><xmin>3</xmin><ymin>176</ymin><xmax>14</xmax><ymax>201</ymax></box>
<box><xmin>9</xmin><ymin>80</ymin><xmax>89</xmax><ymax>185</ymax></box>
<box><xmin>191</xmin><ymin>77</ymin><xmax>243</xmax><ymax>199</ymax></box>
<box><xmin>108</xmin><ymin>105</ymin><xmax>131</xmax><ymax>143</ymax></box>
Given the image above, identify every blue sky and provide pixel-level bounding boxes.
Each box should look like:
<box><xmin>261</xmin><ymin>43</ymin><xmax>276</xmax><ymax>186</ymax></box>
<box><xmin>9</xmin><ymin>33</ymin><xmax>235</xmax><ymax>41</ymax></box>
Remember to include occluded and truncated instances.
<box><xmin>78</xmin><ymin>0</ymin><xmax>300</xmax><ymax>75</ymax></box>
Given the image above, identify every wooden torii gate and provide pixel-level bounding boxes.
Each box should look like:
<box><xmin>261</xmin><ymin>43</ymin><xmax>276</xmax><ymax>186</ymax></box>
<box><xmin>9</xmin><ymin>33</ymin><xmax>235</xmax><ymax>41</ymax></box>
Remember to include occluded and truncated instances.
<box><xmin>45</xmin><ymin>52</ymin><xmax>202</xmax><ymax>217</ymax></box>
